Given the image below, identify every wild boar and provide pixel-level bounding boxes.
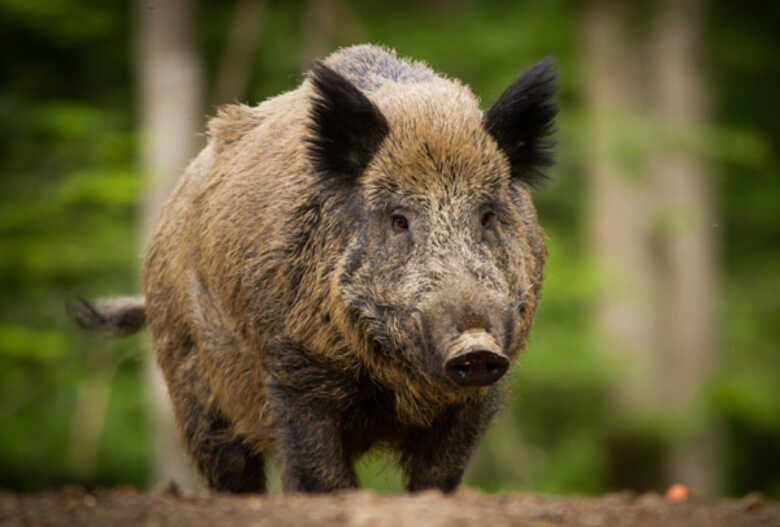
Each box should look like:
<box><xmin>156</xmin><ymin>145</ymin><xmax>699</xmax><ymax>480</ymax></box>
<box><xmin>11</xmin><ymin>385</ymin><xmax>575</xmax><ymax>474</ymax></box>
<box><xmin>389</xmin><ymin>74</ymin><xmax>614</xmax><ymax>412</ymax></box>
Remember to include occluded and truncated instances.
<box><xmin>69</xmin><ymin>44</ymin><xmax>557</xmax><ymax>493</ymax></box>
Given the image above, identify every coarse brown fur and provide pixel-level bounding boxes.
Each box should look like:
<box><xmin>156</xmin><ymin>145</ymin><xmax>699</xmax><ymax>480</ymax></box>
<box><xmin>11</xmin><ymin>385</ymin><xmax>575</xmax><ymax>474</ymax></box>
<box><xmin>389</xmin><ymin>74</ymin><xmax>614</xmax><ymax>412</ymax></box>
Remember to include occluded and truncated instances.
<box><xmin>72</xmin><ymin>45</ymin><xmax>557</xmax><ymax>493</ymax></box>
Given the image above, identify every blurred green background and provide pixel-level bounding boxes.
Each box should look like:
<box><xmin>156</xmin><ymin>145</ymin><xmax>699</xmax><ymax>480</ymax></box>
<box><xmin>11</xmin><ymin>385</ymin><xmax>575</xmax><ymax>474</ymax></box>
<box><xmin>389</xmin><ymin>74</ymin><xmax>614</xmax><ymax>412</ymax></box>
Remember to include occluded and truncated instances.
<box><xmin>1</xmin><ymin>0</ymin><xmax>778</xmax><ymax>497</ymax></box>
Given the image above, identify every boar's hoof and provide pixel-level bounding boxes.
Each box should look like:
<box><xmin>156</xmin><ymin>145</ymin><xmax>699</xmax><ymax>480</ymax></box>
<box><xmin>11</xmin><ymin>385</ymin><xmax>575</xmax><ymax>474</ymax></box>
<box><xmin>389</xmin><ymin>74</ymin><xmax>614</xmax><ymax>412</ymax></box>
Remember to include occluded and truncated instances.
<box><xmin>445</xmin><ymin>348</ymin><xmax>509</xmax><ymax>386</ymax></box>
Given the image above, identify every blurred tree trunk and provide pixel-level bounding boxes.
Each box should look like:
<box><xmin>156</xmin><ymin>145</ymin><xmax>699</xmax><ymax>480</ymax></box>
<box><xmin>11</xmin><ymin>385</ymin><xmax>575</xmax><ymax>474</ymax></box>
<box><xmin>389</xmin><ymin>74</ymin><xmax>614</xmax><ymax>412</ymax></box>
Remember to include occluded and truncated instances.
<box><xmin>584</xmin><ymin>0</ymin><xmax>660</xmax><ymax>413</ymax></box>
<box><xmin>300</xmin><ymin>0</ymin><xmax>364</xmax><ymax>68</ymax></box>
<box><xmin>585</xmin><ymin>0</ymin><xmax>718</xmax><ymax>495</ymax></box>
<box><xmin>648</xmin><ymin>0</ymin><xmax>719</xmax><ymax>495</ymax></box>
<box><xmin>137</xmin><ymin>0</ymin><xmax>204</xmax><ymax>490</ymax></box>
<box><xmin>212</xmin><ymin>0</ymin><xmax>266</xmax><ymax>108</ymax></box>
<box><xmin>67</xmin><ymin>347</ymin><xmax>122</xmax><ymax>480</ymax></box>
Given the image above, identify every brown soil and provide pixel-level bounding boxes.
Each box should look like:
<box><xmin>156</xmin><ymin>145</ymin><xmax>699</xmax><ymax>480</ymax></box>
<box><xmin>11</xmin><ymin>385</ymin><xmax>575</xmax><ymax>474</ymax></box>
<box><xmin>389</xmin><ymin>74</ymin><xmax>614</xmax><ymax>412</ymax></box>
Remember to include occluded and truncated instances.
<box><xmin>1</xmin><ymin>486</ymin><xmax>777</xmax><ymax>527</ymax></box>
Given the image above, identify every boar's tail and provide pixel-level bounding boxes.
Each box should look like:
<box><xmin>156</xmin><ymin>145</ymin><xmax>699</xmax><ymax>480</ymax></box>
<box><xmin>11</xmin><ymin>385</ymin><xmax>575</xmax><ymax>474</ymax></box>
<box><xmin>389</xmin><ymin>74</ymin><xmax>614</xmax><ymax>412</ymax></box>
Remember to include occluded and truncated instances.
<box><xmin>66</xmin><ymin>296</ymin><xmax>147</xmax><ymax>337</ymax></box>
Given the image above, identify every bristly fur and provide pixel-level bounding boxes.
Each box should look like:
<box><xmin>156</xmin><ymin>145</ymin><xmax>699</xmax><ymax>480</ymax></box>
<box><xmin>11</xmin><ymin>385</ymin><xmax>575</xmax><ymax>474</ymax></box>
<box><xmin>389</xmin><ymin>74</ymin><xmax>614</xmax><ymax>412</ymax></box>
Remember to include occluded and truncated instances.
<box><xmin>306</xmin><ymin>61</ymin><xmax>390</xmax><ymax>183</ymax></box>
<box><xmin>483</xmin><ymin>58</ymin><xmax>558</xmax><ymax>189</ymax></box>
<box><xmin>75</xmin><ymin>44</ymin><xmax>557</xmax><ymax>495</ymax></box>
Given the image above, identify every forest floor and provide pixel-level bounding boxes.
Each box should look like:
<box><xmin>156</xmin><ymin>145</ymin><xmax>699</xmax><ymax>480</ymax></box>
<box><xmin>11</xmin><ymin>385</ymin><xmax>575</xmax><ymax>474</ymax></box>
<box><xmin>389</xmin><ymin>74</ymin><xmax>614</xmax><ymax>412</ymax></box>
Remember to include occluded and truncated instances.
<box><xmin>1</xmin><ymin>485</ymin><xmax>777</xmax><ymax>527</ymax></box>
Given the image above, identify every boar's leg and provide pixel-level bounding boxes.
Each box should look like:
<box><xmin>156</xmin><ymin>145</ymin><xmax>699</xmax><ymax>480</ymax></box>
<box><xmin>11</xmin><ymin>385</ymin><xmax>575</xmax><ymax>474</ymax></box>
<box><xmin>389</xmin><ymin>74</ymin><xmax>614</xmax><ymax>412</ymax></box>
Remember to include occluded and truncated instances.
<box><xmin>159</xmin><ymin>334</ymin><xmax>267</xmax><ymax>493</ymax></box>
<box><xmin>269</xmin><ymin>382</ymin><xmax>357</xmax><ymax>492</ymax></box>
<box><xmin>400</xmin><ymin>387</ymin><xmax>502</xmax><ymax>493</ymax></box>
<box><xmin>266</xmin><ymin>339</ymin><xmax>359</xmax><ymax>493</ymax></box>
<box><xmin>180</xmin><ymin>391</ymin><xmax>267</xmax><ymax>493</ymax></box>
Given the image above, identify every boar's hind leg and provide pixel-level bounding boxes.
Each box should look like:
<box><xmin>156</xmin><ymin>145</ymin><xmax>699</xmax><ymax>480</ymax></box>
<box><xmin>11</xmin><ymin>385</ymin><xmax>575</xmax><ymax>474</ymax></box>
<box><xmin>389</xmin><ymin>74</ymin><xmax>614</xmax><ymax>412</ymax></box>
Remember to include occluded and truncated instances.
<box><xmin>183</xmin><ymin>396</ymin><xmax>266</xmax><ymax>493</ymax></box>
<box><xmin>401</xmin><ymin>389</ymin><xmax>502</xmax><ymax>493</ymax></box>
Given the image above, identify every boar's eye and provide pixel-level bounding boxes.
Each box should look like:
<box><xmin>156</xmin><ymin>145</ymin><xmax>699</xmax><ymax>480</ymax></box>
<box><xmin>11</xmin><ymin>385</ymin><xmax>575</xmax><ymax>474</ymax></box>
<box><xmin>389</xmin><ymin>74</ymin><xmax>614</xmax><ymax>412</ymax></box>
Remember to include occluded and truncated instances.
<box><xmin>481</xmin><ymin>211</ymin><xmax>497</xmax><ymax>228</ymax></box>
<box><xmin>392</xmin><ymin>214</ymin><xmax>410</xmax><ymax>233</ymax></box>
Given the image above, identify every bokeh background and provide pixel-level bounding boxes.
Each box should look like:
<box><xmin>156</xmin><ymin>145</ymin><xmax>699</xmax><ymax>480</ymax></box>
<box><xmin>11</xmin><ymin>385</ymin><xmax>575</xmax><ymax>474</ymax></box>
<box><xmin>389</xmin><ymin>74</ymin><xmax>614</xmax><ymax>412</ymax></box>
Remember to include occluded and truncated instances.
<box><xmin>1</xmin><ymin>0</ymin><xmax>778</xmax><ymax>497</ymax></box>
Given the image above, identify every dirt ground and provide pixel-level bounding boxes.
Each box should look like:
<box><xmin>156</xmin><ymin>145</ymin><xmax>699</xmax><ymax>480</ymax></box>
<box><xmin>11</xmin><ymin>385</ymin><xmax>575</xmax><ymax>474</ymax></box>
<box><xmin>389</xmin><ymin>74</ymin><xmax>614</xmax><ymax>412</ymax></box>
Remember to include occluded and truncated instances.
<box><xmin>1</xmin><ymin>486</ymin><xmax>777</xmax><ymax>527</ymax></box>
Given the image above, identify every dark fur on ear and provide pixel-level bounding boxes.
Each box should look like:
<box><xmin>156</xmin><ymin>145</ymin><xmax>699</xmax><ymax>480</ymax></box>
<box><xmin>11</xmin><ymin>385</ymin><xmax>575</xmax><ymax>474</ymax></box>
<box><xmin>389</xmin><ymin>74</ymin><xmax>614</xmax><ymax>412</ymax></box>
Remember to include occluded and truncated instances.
<box><xmin>483</xmin><ymin>58</ymin><xmax>558</xmax><ymax>189</ymax></box>
<box><xmin>306</xmin><ymin>61</ymin><xmax>390</xmax><ymax>183</ymax></box>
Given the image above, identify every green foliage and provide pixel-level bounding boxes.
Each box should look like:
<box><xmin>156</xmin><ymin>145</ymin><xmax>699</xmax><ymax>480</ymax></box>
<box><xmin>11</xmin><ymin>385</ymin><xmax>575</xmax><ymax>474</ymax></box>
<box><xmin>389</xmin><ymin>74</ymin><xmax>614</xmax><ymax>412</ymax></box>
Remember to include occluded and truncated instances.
<box><xmin>0</xmin><ymin>0</ymin><xmax>778</xmax><ymax>498</ymax></box>
<box><xmin>0</xmin><ymin>325</ymin><xmax>67</xmax><ymax>360</ymax></box>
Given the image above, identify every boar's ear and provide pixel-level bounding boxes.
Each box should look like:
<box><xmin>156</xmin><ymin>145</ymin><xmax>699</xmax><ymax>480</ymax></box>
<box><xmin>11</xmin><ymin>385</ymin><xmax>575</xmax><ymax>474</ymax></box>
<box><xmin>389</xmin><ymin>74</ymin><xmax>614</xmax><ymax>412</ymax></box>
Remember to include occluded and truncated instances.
<box><xmin>483</xmin><ymin>58</ymin><xmax>558</xmax><ymax>189</ymax></box>
<box><xmin>306</xmin><ymin>61</ymin><xmax>390</xmax><ymax>184</ymax></box>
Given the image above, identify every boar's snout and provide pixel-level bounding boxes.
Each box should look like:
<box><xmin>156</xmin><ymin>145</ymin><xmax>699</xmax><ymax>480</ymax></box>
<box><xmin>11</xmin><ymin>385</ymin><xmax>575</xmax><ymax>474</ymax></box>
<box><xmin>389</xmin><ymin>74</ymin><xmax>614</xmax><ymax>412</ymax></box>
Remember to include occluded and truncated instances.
<box><xmin>444</xmin><ymin>330</ymin><xmax>509</xmax><ymax>387</ymax></box>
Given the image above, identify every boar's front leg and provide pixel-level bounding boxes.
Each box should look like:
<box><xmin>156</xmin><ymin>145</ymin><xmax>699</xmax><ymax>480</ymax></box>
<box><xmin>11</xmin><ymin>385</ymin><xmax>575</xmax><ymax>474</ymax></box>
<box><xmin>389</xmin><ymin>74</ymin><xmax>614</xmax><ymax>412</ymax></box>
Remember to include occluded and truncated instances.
<box><xmin>266</xmin><ymin>339</ymin><xmax>358</xmax><ymax>493</ymax></box>
<box><xmin>401</xmin><ymin>387</ymin><xmax>502</xmax><ymax>493</ymax></box>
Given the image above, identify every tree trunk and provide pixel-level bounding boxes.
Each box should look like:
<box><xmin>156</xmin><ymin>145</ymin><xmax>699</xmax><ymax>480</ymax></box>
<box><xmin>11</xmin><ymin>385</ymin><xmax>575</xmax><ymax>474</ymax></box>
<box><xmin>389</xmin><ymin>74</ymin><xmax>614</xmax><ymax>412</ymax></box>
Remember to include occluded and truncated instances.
<box><xmin>212</xmin><ymin>0</ymin><xmax>266</xmax><ymax>108</ymax></box>
<box><xmin>300</xmin><ymin>0</ymin><xmax>365</xmax><ymax>69</ymax></box>
<box><xmin>584</xmin><ymin>0</ymin><xmax>718</xmax><ymax>495</ymax></box>
<box><xmin>67</xmin><ymin>347</ymin><xmax>121</xmax><ymax>480</ymax></box>
<box><xmin>137</xmin><ymin>0</ymin><xmax>204</xmax><ymax>490</ymax></box>
<box><xmin>584</xmin><ymin>0</ymin><xmax>661</xmax><ymax>413</ymax></box>
<box><xmin>648</xmin><ymin>0</ymin><xmax>719</xmax><ymax>496</ymax></box>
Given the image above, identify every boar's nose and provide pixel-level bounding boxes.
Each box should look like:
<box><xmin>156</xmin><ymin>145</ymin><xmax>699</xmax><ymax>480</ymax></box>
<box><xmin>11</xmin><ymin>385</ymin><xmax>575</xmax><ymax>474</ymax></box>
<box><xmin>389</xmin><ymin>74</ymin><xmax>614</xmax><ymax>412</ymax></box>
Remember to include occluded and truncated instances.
<box><xmin>444</xmin><ymin>330</ymin><xmax>509</xmax><ymax>387</ymax></box>
<box><xmin>446</xmin><ymin>350</ymin><xmax>509</xmax><ymax>386</ymax></box>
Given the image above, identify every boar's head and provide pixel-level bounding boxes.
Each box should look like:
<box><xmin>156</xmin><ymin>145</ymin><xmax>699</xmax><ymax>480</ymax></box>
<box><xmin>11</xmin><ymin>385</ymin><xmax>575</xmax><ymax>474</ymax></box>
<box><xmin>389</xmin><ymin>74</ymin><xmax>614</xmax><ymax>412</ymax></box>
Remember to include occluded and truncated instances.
<box><xmin>307</xmin><ymin>59</ymin><xmax>556</xmax><ymax>392</ymax></box>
